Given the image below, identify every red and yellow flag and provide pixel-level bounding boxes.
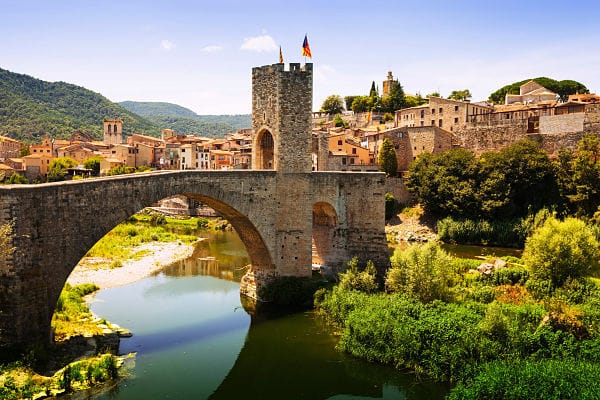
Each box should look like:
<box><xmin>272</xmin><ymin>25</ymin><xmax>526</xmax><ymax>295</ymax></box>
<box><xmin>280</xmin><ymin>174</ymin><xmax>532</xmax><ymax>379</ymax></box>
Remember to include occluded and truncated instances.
<box><xmin>279</xmin><ymin>46</ymin><xmax>284</xmax><ymax>63</ymax></box>
<box><xmin>302</xmin><ymin>35</ymin><xmax>312</xmax><ymax>58</ymax></box>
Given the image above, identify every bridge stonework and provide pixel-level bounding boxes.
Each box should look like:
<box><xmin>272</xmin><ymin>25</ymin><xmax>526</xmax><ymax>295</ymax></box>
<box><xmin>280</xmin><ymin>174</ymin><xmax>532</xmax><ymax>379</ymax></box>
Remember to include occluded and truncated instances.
<box><xmin>0</xmin><ymin>63</ymin><xmax>389</xmax><ymax>350</ymax></box>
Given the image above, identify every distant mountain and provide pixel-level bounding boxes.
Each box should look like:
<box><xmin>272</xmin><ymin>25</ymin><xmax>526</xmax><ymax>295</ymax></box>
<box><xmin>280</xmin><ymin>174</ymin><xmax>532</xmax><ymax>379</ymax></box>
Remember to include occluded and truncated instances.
<box><xmin>118</xmin><ymin>101</ymin><xmax>199</xmax><ymax>118</ymax></box>
<box><xmin>119</xmin><ymin>101</ymin><xmax>251</xmax><ymax>137</ymax></box>
<box><xmin>0</xmin><ymin>67</ymin><xmax>161</xmax><ymax>143</ymax></box>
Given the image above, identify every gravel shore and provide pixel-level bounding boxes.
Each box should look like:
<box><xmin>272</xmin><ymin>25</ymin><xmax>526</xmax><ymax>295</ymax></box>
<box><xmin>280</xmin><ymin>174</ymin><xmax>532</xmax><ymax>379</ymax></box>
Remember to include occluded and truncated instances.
<box><xmin>67</xmin><ymin>241</ymin><xmax>197</xmax><ymax>290</ymax></box>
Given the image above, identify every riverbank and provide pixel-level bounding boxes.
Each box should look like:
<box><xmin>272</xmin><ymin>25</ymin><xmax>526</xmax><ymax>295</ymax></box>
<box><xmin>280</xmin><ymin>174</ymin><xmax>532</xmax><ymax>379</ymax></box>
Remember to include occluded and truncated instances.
<box><xmin>68</xmin><ymin>240</ymin><xmax>198</xmax><ymax>290</ymax></box>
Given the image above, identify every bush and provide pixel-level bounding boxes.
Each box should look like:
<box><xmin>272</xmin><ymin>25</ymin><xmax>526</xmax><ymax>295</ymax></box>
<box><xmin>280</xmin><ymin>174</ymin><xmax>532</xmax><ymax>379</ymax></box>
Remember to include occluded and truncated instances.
<box><xmin>338</xmin><ymin>257</ymin><xmax>378</xmax><ymax>293</ymax></box>
<box><xmin>386</xmin><ymin>243</ymin><xmax>455</xmax><ymax>302</ymax></box>
<box><xmin>523</xmin><ymin>217</ymin><xmax>599</xmax><ymax>289</ymax></box>
<box><xmin>384</xmin><ymin>192</ymin><xmax>397</xmax><ymax>220</ymax></box>
<box><xmin>437</xmin><ymin>216</ymin><xmax>525</xmax><ymax>247</ymax></box>
<box><xmin>448</xmin><ymin>359</ymin><xmax>600</xmax><ymax>399</ymax></box>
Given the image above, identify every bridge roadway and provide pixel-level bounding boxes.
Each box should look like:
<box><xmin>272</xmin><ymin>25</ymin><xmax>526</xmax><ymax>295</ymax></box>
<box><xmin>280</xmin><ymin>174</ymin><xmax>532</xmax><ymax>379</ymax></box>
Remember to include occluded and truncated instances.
<box><xmin>0</xmin><ymin>169</ymin><xmax>389</xmax><ymax>350</ymax></box>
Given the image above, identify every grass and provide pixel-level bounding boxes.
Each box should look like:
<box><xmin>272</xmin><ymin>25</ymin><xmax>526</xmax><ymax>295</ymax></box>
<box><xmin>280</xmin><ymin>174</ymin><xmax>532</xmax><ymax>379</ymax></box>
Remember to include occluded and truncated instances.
<box><xmin>52</xmin><ymin>283</ymin><xmax>102</xmax><ymax>341</ymax></box>
<box><xmin>83</xmin><ymin>213</ymin><xmax>204</xmax><ymax>268</ymax></box>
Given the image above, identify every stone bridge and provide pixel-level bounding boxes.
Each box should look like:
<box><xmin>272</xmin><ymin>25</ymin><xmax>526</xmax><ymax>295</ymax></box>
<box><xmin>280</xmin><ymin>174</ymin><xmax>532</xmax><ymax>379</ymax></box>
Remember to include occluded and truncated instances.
<box><xmin>0</xmin><ymin>62</ymin><xmax>390</xmax><ymax>350</ymax></box>
<box><xmin>0</xmin><ymin>170</ymin><xmax>388</xmax><ymax>349</ymax></box>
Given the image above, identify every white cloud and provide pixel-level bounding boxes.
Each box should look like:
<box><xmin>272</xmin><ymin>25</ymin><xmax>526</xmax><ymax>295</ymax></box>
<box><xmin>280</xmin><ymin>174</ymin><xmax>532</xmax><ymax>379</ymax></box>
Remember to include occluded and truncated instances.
<box><xmin>315</xmin><ymin>64</ymin><xmax>336</xmax><ymax>82</ymax></box>
<box><xmin>160</xmin><ymin>40</ymin><xmax>175</xmax><ymax>51</ymax></box>
<box><xmin>201</xmin><ymin>45</ymin><xmax>223</xmax><ymax>53</ymax></box>
<box><xmin>240</xmin><ymin>35</ymin><xmax>278</xmax><ymax>52</ymax></box>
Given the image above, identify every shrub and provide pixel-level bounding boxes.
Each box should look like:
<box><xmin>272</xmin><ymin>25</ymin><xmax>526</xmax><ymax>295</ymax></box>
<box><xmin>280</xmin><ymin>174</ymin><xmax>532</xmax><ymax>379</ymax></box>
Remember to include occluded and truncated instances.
<box><xmin>523</xmin><ymin>217</ymin><xmax>599</xmax><ymax>289</ymax></box>
<box><xmin>338</xmin><ymin>257</ymin><xmax>378</xmax><ymax>293</ymax></box>
<box><xmin>437</xmin><ymin>216</ymin><xmax>525</xmax><ymax>247</ymax></box>
<box><xmin>386</xmin><ymin>243</ymin><xmax>455</xmax><ymax>302</ymax></box>
<box><xmin>448</xmin><ymin>359</ymin><xmax>600</xmax><ymax>399</ymax></box>
<box><xmin>384</xmin><ymin>192</ymin><xmax>397</xmax><ymax>220</ymax></box>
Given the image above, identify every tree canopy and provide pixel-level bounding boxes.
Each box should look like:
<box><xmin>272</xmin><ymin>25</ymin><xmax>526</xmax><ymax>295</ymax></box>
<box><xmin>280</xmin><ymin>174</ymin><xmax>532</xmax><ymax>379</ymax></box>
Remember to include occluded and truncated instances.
<box><xmin>488</xmin><ymin>77</ymin><xmax>589</xmax><ymax>104</ymax></box>
<box><xmin>381</xmin><ymin>81</ymin><xmax>406</xmax><ymax>113</ymax></box>
<box><xmin>320</xmin><ymin>95</ymin><xmax>345</xmax><ymax>115</ymax></box>
<box><xmin>407</xmin><ymin>140</ymin><xmax>561</xmax><ymax>219</ymax></box>
<box><xmin>448</xmin><ymin>89</ymin><xmax>472</xmax><ymax>101</ymax></box>
<box><xmin>377</xmin><ymin>138</ymin><xmax>398</xmax><ymax>176</ymax></box>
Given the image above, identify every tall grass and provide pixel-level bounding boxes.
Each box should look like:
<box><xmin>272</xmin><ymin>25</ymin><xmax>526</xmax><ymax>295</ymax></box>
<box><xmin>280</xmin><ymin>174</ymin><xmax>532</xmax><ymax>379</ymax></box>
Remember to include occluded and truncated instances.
<box><xmin>437</xmin><ymin>217</ymin><xmax>526</xmax><ymax>247</ymax></box>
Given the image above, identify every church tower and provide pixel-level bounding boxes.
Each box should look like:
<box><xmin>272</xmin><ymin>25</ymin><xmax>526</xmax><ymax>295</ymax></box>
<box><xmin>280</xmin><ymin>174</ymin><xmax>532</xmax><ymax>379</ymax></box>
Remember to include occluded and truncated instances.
<box><xmin>103</xmin><ymin>119</ymin><xmax>123</xmax><ymax>146</ymax></box>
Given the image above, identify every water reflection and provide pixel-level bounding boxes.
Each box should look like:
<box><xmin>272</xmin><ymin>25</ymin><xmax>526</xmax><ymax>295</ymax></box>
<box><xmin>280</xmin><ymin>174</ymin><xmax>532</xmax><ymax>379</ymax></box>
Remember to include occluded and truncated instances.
<box><xmin>86</xmin><ymin>228</ymin><xmax>449</xmax><ymax>399</ymax></box>
<box><xmin>159</xmin><ymin>230</ymin><xmax>249</xmax><ymax>282</ymax></box>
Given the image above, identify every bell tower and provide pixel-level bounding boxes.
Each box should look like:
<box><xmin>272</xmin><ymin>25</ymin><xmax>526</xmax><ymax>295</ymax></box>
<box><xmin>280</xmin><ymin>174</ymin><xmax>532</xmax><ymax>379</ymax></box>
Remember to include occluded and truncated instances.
<box><xmin>103</xmin><ymin>119</ymin><xmax>123</xmax><ymax>146</ymax></box>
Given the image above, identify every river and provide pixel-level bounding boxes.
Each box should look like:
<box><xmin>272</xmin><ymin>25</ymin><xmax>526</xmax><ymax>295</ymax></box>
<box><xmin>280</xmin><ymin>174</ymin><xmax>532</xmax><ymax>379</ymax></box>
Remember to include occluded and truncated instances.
<box><xmin>76</xmin><ymin>230</ymin><xmax>450</xmax><ymax>399</ymax></box>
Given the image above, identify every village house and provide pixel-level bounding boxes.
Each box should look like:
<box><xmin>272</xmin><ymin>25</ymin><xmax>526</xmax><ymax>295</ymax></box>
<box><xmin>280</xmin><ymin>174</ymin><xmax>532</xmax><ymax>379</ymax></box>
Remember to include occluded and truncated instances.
<box><xmin>0</xmin><ymin>135</ymin><xmax>23</xmax><ymax>160</ymax></box>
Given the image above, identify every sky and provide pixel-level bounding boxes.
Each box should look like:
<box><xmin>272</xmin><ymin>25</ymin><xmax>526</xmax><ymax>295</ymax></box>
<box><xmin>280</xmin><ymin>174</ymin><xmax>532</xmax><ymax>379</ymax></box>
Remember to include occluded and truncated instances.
<box><xmin>1</xmin><ymin>0</ymin><xmax>600</xmax><ymax>115</ymax></box>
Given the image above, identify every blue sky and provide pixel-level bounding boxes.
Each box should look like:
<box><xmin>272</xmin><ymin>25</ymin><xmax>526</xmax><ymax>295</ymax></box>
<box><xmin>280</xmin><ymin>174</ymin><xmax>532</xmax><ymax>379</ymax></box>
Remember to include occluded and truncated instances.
<box><xmin>2</xmin><ymin>0</ymin><xmax>599</xmax><ymax>114</ymax></box>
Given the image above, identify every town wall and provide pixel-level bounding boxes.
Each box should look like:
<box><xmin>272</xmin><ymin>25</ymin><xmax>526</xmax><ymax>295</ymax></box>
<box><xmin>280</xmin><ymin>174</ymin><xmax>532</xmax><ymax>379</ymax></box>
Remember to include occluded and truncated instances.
<box><xmin>539</xmin><ymin>113</ymin><xmax>585</xmax><ymax>134</ymax></box>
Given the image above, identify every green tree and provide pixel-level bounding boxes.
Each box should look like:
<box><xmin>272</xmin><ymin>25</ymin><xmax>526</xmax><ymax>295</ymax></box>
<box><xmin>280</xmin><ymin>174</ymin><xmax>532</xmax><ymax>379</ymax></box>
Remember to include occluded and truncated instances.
<box><xmin>333</xmin><ymin>115</ymin><xmax>348</xmax><ymax>128</ymax></box>
<box><xmin>7</xmin><ymin>173</ymin><xmax>29</xmax><ymax>184</ymax></box>
<box><xmin>47</xmin><ymin>157</ymin><xmax>77</xmax><ymax>182</ymax></box>
<box><xmin>377</xmin><ymin>138</ymin><xmax>398</xmax><ymax>176</ymax></box>
<box><xmin>406</xmin><ymin>149</ymin><xmax>479</xmax><ymax>217</ymax></box>
<box><xmin>523</xmin><ymin>217</ymin><xmax>599</xmax><ymax>288</ymax></box>
<box><xmin>404</xmin><ymin>94</ymin><xmax>427</xmax><ymax>108</ymax></box>
<box><xmin>448</xmin><ymin>89</ymin><xmax>472</xmax><ymax>101</ymax></box>
<box><xmin>344</xmin><ymin>96</ymin><xmax>358</xmax><ymax>111</ymax></box>
<box><xmin>568</xmin><ymin>134</ymin><xmax>600</xmax><ymax>216</ymax></box>
<box><xmin>320</xmin><ymin>95</ymin><xmax>344</xmax><ymax>115</ymax></box>
<box><xmin>83</xmin><ymin>156</ymin><xmax>102</xmax><ymax>176</ymax></box>
<box><xmin>369</xmin><ymin>81</ymin><xmax>378</xmax><ymax>98</ymax></box>
<box><xmin>427</xmin><ymin>91</ymin><xmax>441</xmax><ymax>98</ymax></box>
<box><xmin>477</xmin><ymin>140</ymin><xmax>559</xmax><ymax>218</ymax></box>
<box><xmin>381</xmin><ymin>81</ymin><xmax>405</xmax><ymax>112</ymax></box>
<box><xmin>351</xmin><ymin>96</ymin><xmax>374</xmax><ymax>113</ymax></box>
<box><xmin>338</xmin><ymin>257</ymin><xmax>378</xmax><ymax>293</ymax></box>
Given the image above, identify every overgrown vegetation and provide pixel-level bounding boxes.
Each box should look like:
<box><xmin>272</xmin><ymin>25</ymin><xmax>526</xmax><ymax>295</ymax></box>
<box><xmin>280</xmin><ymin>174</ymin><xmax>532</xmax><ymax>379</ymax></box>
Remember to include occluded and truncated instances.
<box><xmin>488</xmin><ymin>77</ymin><xmax>588</xmax><ymax>104</ymax></box>
<box><xmin>52</xmin><ymin>283</ymin><xmax>102</xmax><ymax>340</ymax></box>
<box><xmin>316</xmin><ymin>222</ymin><xmax>600</xmax><ymax>396</ymax></box>
<box><xmin>83</xmin><ymin>212</ymin><xmax>208</xmax><ymax>268</ymax></box>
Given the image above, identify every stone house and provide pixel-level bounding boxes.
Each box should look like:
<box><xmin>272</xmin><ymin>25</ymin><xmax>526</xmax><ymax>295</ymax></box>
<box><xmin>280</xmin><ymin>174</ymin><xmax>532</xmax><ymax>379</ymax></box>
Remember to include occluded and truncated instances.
<box><xmin>0</xmin><ymin>135</ymin><xmax>23</xmax><ymax>160</ymax></box>
<box><xmin>210</xmin><ymin>149</ymin><xmax>233</xmax><ymax>170</ymax></box>
<box><xmin>505</xmin><ymin>81</ymin><xmax>557</xmax><ymax>105</ymax></box>
<box><xmin>22</xmin><ymin>153</ymin><xmax>52</xmax><ymax>180</ymax></box>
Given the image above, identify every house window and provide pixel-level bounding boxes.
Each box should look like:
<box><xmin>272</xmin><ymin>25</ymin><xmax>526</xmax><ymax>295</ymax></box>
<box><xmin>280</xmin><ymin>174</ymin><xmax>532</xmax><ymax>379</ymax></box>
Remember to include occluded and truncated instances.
<box><xmin>420</xmin><ymin>121</ymin><xmax>424</xmax><ymax>126</ymax></box>
<box><xmin>181</xmin><ymin>148</ymin><xmax>185</xmax><ymax>152</ymax></box>
<box><xmin>439</xmin><ymin>119</ymin><xmax>443</xmax><ymax>127</ymax></box>
<box><xmin>455</xmin><ymin>105</ymin><xmax>459</xmax><ymax>112</ymax></box>
<box><xmin>439</xmin><ymin>107</ymin><xmax>443</xmax><ymax>114</ymax></box>
<box><xmin>350</xmin><ymin>158</ymin><xmax>355</xmax><ymax>164</ymax></box>
<box><xmin>431</xmin><ymin>120</ymin><xmax>435</xmax><ymax>126</ymax></box>
<box><xmin>454</xmin><ymin>117</ymin><xmax>459</xmax><ymax>123</ymax></box>
<box><xmin>420</xmin><ymin>110</ymin><xmax>425</xmax><ymax>118</ymax></box>
<box><xmin>342</xmin><ymin>157</ymin><xmax>346</xmax><ymax>165</ymax></box>
<box><xmin>414</xmin><ymin>146</ymin><xmax>417</xmax><ymax>150</ymax></box>
<box><xmin>422</xmin><ymin>146</ymin><xmax>425</xmax><ymax>150</ymax></box>
<box><xmin>431</xmin><ymin>108</ymin><xmax>436</xmax><ymax>114</ymax></box>
<box><xmin>337</xmin><ymin>140</ymin><xmax>342</xmax><ymax>145</ymax></box>
<box><xmin>352</xmin><ymin>148</ymin><xmax>356</xmax><ymax>154</ymax></box>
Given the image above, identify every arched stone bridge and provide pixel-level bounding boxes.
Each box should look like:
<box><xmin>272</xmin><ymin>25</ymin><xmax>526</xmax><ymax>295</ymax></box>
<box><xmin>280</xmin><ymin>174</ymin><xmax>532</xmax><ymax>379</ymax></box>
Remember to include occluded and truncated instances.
<box><xmin>0</xmin><ymin>169</ymin><xmax>389</xmax><ymax>349</ymax></box>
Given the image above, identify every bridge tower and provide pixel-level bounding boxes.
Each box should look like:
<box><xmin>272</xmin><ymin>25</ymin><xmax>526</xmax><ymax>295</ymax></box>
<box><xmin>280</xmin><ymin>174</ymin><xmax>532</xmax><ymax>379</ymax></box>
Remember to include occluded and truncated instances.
<box><xmin>251</xmin><ymin>63</ymin><xmax>313</xmax><ymax>172</ymax></box>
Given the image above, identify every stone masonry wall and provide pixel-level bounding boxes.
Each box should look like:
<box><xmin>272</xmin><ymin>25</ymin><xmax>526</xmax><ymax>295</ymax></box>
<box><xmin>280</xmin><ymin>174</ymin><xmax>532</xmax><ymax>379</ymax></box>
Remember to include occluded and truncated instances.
<box><xmin>539</xmin><ymin>113</ymin><xmax>585</xmax><ymax>134</ymax></box>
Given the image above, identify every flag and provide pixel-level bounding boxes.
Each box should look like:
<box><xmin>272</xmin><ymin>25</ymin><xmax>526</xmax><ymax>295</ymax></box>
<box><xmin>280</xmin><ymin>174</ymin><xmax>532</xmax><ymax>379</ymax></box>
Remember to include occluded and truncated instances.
<box><xmin>279</xmin><ymin>46</ymin><xmax>284</xmax><ymax>63</ymax></box>
<box><xmin>302</xmin><ymin>35</ymin><xmax>312</xmax><ymax>58</ymax></box>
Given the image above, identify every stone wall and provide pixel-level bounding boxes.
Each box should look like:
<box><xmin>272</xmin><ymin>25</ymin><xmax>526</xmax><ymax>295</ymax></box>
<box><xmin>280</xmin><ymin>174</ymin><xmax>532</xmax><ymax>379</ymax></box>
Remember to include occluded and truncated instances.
<box><xmin>384</xmin><ymin>177</ymin><xmax>413</xmax><ymax>205</ymax></box>
<box><xmin>539</xmin><ymin>113</ymin><xmax>585</xmax><ymax>134</ymax></box>
<box><xmin>452</xmin><ymin>120</ymin><xmax>529</xmax><ymax>154</ymax></box>
<box><xmin>252</xmin><ymin>63</ymin><xmax>312</xmax><ymax>173</ymax></box>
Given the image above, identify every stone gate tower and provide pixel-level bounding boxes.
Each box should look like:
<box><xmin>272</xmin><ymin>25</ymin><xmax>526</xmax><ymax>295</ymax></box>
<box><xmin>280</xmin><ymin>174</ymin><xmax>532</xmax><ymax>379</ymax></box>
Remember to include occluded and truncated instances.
<box><xmin>251</xmin><ymin>63</ymin><xmax>313</xmax><ymax>172</ymax></box>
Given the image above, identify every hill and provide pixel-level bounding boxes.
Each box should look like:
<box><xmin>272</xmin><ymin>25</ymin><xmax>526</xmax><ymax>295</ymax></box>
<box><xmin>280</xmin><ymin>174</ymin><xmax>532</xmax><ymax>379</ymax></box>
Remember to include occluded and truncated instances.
<box><xmin>118</xmin><ymin>101</ymin><xmax>251</xmax><ymax>137</ymax></box>
<box><xmin>0</xmin><ymin>67</ymin><xmax>161</xmax><ymax>143</ymax></box>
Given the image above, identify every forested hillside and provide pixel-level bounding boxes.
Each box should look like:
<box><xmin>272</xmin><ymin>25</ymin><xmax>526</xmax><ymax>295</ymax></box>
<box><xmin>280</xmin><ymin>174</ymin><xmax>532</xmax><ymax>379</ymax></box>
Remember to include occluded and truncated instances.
<box><xmin>119</xmin><ymin>101</ymin><xmax>251</xmax><ymax>137</ymax></box>
<box><xmin>0</xmin><ymin>68</ymin><xmax>161</xmax><ymax>142</ymax></box>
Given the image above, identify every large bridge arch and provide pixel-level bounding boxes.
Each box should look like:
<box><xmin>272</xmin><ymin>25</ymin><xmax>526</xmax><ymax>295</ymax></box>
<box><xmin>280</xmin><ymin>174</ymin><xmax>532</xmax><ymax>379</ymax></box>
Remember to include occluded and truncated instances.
<box><xmin>0</xmin><ymin>171</ymin><xmax>279</xmax><ymax>349</ymax></box>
